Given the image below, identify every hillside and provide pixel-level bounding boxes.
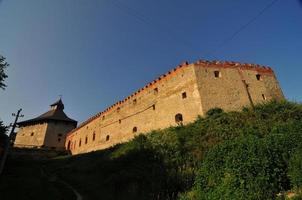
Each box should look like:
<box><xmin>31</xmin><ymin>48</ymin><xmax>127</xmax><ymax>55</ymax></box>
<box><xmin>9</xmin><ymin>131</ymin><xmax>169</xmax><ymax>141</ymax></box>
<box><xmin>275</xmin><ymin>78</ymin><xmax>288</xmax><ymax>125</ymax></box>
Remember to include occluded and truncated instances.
<box><xmin>1</xmin><ymin>101</ymin><xmax>302</xmax><ymax>200</ymax></box>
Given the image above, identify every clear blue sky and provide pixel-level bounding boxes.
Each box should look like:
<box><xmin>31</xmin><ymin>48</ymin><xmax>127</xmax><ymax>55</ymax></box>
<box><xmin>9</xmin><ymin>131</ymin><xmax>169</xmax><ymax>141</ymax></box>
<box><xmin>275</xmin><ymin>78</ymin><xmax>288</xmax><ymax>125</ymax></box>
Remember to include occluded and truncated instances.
<box><xmin>0</xmin><ymin>0</ymin><xmax>301</xmax><ymax>125</ymax></box>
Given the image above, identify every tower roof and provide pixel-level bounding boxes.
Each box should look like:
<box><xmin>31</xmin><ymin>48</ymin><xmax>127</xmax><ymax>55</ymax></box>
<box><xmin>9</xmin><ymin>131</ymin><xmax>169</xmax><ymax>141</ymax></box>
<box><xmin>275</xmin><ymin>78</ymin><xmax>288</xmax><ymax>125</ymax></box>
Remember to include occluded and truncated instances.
<box><xmin>50</xmin><ymin>98</ymin><xmax>64</xmax><ymax>110</ymax></box>
<box><xmin>17</xmin><ymin>99</ymin><xmax>77</xmax><ymax>126</ymax></box>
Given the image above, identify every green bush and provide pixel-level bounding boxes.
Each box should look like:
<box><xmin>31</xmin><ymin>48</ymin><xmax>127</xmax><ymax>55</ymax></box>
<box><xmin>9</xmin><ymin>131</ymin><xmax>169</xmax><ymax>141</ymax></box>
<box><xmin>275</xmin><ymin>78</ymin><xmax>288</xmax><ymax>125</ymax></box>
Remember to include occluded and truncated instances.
<box><xmin>288</xmin><ymin>145</ymin><xmax>302</xmax><ymax>193</ymax></box>
<box><xmin>2</xmin><ymin>101</ymin><xmax>302</xmax><ymax>200</ymax></box>
<box><xmin>185</xmin><ymin>130</ymin><xmax>302</xmax><ymax>200</ymax></box>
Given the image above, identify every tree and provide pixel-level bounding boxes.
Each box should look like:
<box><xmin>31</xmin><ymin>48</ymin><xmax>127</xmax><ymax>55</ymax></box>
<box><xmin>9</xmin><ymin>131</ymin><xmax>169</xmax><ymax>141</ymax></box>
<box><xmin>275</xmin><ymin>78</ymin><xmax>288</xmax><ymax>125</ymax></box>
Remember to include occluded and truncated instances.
<box><xmin>0</xmin><ymin>55</ymin><xmax>9</xmax><ymax>90</ymax></box>
<box><xmin>0</xmin><ymin>54</ymin><xmax>8</xmax><ymax>140</ymax></box>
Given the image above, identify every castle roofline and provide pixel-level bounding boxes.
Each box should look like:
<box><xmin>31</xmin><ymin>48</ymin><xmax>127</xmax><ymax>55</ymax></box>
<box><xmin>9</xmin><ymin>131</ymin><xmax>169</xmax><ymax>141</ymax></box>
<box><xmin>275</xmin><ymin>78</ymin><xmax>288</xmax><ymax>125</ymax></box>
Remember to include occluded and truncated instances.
<box><xmin>18</xmin><ymin>99</ymin><xmax>77</xmax><ymax>126</ymax></box>
<box><xmin>66</xmin><ymin>59</ymin><xmax>275</xmax><ymax>137</ymax></box>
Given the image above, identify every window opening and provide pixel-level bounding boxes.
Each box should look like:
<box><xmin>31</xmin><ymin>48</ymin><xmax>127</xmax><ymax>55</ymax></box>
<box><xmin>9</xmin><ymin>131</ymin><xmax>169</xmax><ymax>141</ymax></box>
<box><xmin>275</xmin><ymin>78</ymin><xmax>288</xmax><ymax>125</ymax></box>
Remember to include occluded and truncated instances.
<box><xmin>133</xmin><ymin>127</ymin><xmax>138</xmax><ymax>133</ymax></box>
<box><xmin>93</xmin><ymin>132</ymin><xmax>96</xmax><ymax>141</ymax></box>
<box><xmin>214</xmin><ymin>71</ymin><xmax>221</xmax><ymax>78</ymax></box>
<box><xmin>175</xmin><ymin>113</ymin><xmax>183</xmax><ymax>124</ymax></box>
<box><xmin>154</xmin><ymin>88</ymin><xmax>158</xmax><ymax>94</ymax></box>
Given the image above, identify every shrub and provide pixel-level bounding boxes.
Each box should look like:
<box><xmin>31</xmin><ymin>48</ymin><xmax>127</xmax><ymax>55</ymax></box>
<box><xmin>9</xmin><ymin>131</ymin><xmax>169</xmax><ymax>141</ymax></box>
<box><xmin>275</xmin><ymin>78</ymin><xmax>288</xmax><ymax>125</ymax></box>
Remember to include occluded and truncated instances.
<box><xmin>188</xmin><ymin>131</ymin><xmax>302</xmax><ymax>200</ymax></box>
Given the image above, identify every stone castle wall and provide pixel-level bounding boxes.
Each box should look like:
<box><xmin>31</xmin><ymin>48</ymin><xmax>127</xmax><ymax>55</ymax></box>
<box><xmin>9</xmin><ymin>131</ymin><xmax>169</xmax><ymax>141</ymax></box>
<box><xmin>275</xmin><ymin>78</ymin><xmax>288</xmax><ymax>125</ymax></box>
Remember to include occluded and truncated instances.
<box><xmin>44</xmin><ymin>122</ymin><xmax>75</xmax><ymax>150</ymax></box>
<box><xmin>14</xmin><ymin>123</ymin><xmax>48</xmax><ymax>148</ymax></box>
<box><xmin>14</xmin><ymin>121</ymin><xmax>75</xmax><ymax>150</ymax></box>
<box><xmin>65</xmin><ymin>60</ymin><xmax>284</xmax><ymax>155</ymax></box>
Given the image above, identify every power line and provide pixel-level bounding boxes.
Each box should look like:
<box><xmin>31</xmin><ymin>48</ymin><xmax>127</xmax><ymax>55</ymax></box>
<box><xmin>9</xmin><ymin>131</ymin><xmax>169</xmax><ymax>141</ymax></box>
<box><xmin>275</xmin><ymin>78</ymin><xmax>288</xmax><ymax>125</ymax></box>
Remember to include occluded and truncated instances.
<box><xmin>108</xmin><ymin>0</ymin><xmax>279</xmax><ymax>59</ymax></box>
<box><xmin>108</xmin><ymin>0</ymin><xmax>200</xmax><ymax>55</ymax></box>
<box><xmin>207</xmin><ymin>0</ymin><xmax>279</xmax><ymax>57</ymax></box>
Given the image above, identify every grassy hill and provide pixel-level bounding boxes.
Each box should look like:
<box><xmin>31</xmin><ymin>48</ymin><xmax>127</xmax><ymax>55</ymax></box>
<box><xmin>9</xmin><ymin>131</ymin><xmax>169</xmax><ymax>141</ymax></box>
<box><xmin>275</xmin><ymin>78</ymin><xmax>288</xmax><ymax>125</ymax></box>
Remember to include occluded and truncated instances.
<box><xmin>1</xmin><ymin>101</ymin><xmax>302</xmax><ymax>200</ymax></box>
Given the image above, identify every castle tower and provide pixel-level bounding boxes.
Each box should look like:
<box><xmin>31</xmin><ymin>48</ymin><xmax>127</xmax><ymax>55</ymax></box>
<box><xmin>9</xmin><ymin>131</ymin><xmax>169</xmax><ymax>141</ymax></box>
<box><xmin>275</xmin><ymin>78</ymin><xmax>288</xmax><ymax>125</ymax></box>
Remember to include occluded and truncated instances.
<box><xmin>14</xmin><ymin>99</ymin><xmax>77</xmax><ymax>150</ymax></box>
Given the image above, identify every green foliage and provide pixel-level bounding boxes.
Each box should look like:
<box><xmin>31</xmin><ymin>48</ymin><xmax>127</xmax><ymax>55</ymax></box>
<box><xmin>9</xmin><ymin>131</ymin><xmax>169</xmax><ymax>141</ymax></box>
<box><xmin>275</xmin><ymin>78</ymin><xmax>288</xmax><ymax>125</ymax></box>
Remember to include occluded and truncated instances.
<box><xmin>206</xmin><ymin>107</ymin><xmax>223</xmax><ymax>117</ymax></box>
<box><xmin>0</xmin><ymin>55</ymin><xmax>9</xmax><ymax>90</ymax></box>
<box><xmin>0</xmin><ymin>120</ymin><xmax>7</xmax><ymax>135</ymax></box>
<box><xmin>0</xmin><ymin>120</ymin><xmax>8</xmax><ymax>148</ymax></box>
<box><xmin>190</xmin><ymin>131</ymin><xmax>302</xmax><ymax>200</ymax></box>
<box><xmin>1</xmin><ymin>101</ymin><xmax>302</xmax><ymax>200</ymax></box>
<box><xmin>288</xmin><ymin>145</ymin><xmax>302</xmax><ymax>192</ymax></box>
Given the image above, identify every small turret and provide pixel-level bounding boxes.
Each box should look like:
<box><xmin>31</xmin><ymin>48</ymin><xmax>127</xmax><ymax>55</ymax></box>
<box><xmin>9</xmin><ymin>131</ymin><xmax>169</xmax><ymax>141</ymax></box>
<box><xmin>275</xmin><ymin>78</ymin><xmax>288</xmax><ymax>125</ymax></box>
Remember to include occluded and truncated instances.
<box><xmin>50</xmin><ymin>99</ymin><xmax>64</xmax><ymax>110</ymax></box>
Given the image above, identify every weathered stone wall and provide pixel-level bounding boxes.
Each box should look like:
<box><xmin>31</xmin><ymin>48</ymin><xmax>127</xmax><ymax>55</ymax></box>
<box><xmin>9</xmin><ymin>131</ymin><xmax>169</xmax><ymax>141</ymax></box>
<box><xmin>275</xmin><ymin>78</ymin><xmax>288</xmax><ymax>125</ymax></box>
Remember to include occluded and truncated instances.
<box><xmin>193</xmin><ymin>61</ymin><xmax>284</xmax><ymax>113</ymax></box>
<box><xmin>14</xmin><ymin>123</ymin><xmax>48</xmax><ymax>148</ymax></box>
<box><xmin>66</xmin><ymin>64</ymin><xmax>203</xmax><ymax>154</ymax></box>
<box><xmin>14</xmin><ymin>121</ymin><xmax>75</xmax><ymax>150</ymax></box>
<box><xmin>44</xmin><ymin>122</ymin><xmax>75</xmax><ymax>150</ymax></box>
<box><xmin>66</xmin><ymin>61</ymin><xmax>285</xmax><ymax>155</ymax></box>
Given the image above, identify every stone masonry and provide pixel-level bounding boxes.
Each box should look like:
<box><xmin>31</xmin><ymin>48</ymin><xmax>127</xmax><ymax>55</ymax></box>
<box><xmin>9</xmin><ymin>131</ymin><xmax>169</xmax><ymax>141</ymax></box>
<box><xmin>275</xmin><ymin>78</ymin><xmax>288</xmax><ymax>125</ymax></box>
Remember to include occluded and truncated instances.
<box><xmin>65</xmin><ymin>60</ymin><xmax>284</xmax><ymax>155</ymax></box>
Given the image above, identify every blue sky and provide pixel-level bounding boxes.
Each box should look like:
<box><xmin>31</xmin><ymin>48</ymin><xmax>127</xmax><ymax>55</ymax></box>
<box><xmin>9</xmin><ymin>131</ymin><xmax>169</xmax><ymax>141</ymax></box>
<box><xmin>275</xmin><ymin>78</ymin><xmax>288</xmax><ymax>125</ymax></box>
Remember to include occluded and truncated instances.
<box><xmin>0</xmin><ymin>0</ymin><xmax>301</xmax><ymax>125</ymax></box>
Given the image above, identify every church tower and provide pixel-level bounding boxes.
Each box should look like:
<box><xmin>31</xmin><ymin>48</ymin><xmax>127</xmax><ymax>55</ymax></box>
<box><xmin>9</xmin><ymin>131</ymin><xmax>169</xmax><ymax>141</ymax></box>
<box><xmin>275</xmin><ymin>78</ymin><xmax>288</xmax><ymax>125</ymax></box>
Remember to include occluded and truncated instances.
<box><xmin>14</xmin><ymin>99</ymin><xmax>77</xmax><ymax>150</ymax></box>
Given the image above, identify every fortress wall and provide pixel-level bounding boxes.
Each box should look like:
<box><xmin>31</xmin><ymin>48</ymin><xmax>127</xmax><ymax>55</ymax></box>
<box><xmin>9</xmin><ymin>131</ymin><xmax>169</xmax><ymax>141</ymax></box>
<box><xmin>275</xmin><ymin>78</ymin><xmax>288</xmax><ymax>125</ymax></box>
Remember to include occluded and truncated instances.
<box><xmin>66</xmin><ymin>64</ymin><xmax>204</xmax><ymax>154</ymax></box>
<box><xmin>14</xmin><ymin>123</ymin><xmax>48</xmax><ymax>148</ymax></box>
<box><xmin>193</xmin><ymin>61</ymin><xmax>284</xmax><ymax>113</ymax></box>
<box><xmin>66</xmin><ymin>60</ymin><xmax>285</xmax><ymax>155</ymax></box>
<box><xmin>44</xmin><ymin>122</ymin><xmax>76</xmax><ymax>150</ymax></box>
<box><xmin>194</xmin><ymin>64</ymin><xmax>251</xmax><ymax>112</ymax></box>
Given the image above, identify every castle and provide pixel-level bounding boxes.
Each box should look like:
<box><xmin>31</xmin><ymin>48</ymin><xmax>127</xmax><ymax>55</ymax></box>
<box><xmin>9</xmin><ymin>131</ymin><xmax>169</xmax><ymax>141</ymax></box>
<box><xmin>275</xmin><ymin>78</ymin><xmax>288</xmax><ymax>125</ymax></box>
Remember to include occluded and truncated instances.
<box><xmin>14</xmin><ymin>99</ymin><xmax>77</xmax><ymax>150</ymax></box>
<box><xmin>64</xmin><ymin>60</ymin><xmax>284</xmax><ymax>155</ymax></box>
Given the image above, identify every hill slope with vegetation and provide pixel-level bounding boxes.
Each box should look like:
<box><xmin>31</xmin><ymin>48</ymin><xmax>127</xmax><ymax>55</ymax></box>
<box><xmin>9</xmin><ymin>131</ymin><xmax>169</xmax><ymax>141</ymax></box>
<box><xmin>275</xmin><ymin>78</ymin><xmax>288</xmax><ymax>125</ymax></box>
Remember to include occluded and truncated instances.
<box><xmin>1</xmin><ymin>101</ymin><xmax>302</xmax><ymax>200</ymax></box>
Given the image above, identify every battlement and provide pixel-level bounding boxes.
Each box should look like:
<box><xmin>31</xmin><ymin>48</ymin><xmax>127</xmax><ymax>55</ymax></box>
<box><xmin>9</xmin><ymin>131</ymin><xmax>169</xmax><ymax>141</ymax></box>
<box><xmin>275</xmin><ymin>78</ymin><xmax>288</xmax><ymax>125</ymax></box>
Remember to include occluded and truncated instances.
<box><xmin>67</xmin><ymin>59</ymin><xmax>275</xmax><ymax>136</ymax></box>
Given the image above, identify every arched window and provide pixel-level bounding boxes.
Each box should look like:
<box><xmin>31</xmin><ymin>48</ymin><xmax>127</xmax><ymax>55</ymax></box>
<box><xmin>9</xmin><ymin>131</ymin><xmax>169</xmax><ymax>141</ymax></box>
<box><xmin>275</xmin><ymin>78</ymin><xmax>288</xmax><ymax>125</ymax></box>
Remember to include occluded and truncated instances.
<box><xmin>154</xmin><ymin>87</ymin><xmax>158</xmax><ymax>94</ymax></box>
<box><xmin>106</xmin><ymin>135</ymin><xmax>110</xmax><ymax>141</ymax></box>
<box><xmin>67</xmin><ymin>141</ymin><xmax>71</xmax><ymax>150</ymax></box>
<box><xmin>92</xmin><ymin>132</ymin><xmax>96</xmax><ymax>141</ymax></box>
<box><xmin>256</xmin><ymin>74</ymin><xmax>261</xmax><ymax>81</ymax></box>
<box><xmin>133</xmin><ymin>127</ymin><xmax>137</xmax><ymax>133</ymax></box>
<box><xmin>175</xmin><ymin>113</ymin><xmax>183</xmax><ymax>124</ymax></box>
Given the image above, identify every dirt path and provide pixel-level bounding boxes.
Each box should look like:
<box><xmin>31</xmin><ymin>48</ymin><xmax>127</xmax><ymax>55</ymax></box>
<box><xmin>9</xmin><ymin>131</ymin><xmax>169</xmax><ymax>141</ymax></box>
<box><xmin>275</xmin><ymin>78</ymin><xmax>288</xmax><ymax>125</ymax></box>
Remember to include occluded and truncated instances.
<box><xmin>40</xmin><ymin>166</ymin><xmax>83</xmax><ymax>200</ymax></box>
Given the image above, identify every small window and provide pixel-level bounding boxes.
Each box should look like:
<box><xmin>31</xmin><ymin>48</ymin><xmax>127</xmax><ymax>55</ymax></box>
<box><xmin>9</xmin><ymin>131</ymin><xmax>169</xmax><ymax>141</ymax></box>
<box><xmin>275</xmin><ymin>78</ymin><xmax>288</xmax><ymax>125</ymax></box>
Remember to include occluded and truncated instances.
<box><xmin>58</xmin><ymin>133</ymin><xmax>62</xmax><ymax>137</ymax></box>
<box><xmin>58</xmin><ymin>138</ymin><xmax>61</xmax><ymax>142</ymax></box>
<box><xmin>86</xmin><ymin>126</ymin><xmax>88</xmax><ymax>129</ymax></box>
<box><xmin>85</xmin><ymin>136</ymin><xmax>88</xmax><ymax>144</ymax></box>
<box><xmin>119</xmin><ymin>119</ymin><xmax>121</xmax><ymax>124</ymax></box>
<box><xmin>67</xmin><ymin>141</ymin><xmax>71</xmax><ymax>150</ymax></box>
<box><xmin>79</xmin><ymin>139</ymin><xmax>82</xmax><ymax>147</ymax></box>
<box><xmin>175</xmin><ymin>113</ymin><xmax>183</xmax><ymax>124</ymax></box>
<box><xmin>262</xmin><ymin>94</ymin><xmax>267</xmax><ymax>100</ymax></box>
<box><xmin>256</xmin><ymin>74</ymin><xmax>261</xmax><ymax>81</ymax></box>
<box><xmin>214</xmin><ymin>71</ymin><xmax>221</xmax><ymax>78</ymax></box>
<box><xmin>106</xmin><ymin>135</ymin><xmax>110</xmax><ymax>141</ymax></box>
<box><xmin>117</xmin><ymin>107</ymin><xmax>120</xmax><ymax>112</ymax></box>
<box><xmin>182</xmin><ymin>92</ymin><xmax>187</xmax><ymax>99</ymax></box>
<box><xmin>30</xmin><ymin>132</ymin><xmax>34</xmax><ymax>136</ymax></box>
<box><xmin>133</xmin><ymin>99</ymin><xmax>137</xmax><ymax>105</ymax></box>
<box><xmin>154</xmin><ymin>88</ymin><xmax>158</xmax><ymax>94</ymax></box>
<box><xmin>152</xmin><ymin>104</ymin><xmax>156</xmax><ymax>110</ymax></box>
<box><xmin>133</xmin><ymin>127</ymin><xmax>137</xmax><ymax>133</ymax></box>
<box><xmin>93</xmin><ymin>132</ymin><xmax>96</xmax><ymax>141</ymax></box>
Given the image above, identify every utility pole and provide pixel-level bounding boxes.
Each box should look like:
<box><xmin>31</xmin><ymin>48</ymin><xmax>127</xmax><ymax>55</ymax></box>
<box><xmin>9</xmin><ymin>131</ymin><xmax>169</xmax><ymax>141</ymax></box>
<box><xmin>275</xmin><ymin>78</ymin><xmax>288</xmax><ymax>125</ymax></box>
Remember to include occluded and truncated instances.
<box><xmin>0</xmin><ymin>109</ymin><xmax>23</xmax><ymax>175</ymax></box>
